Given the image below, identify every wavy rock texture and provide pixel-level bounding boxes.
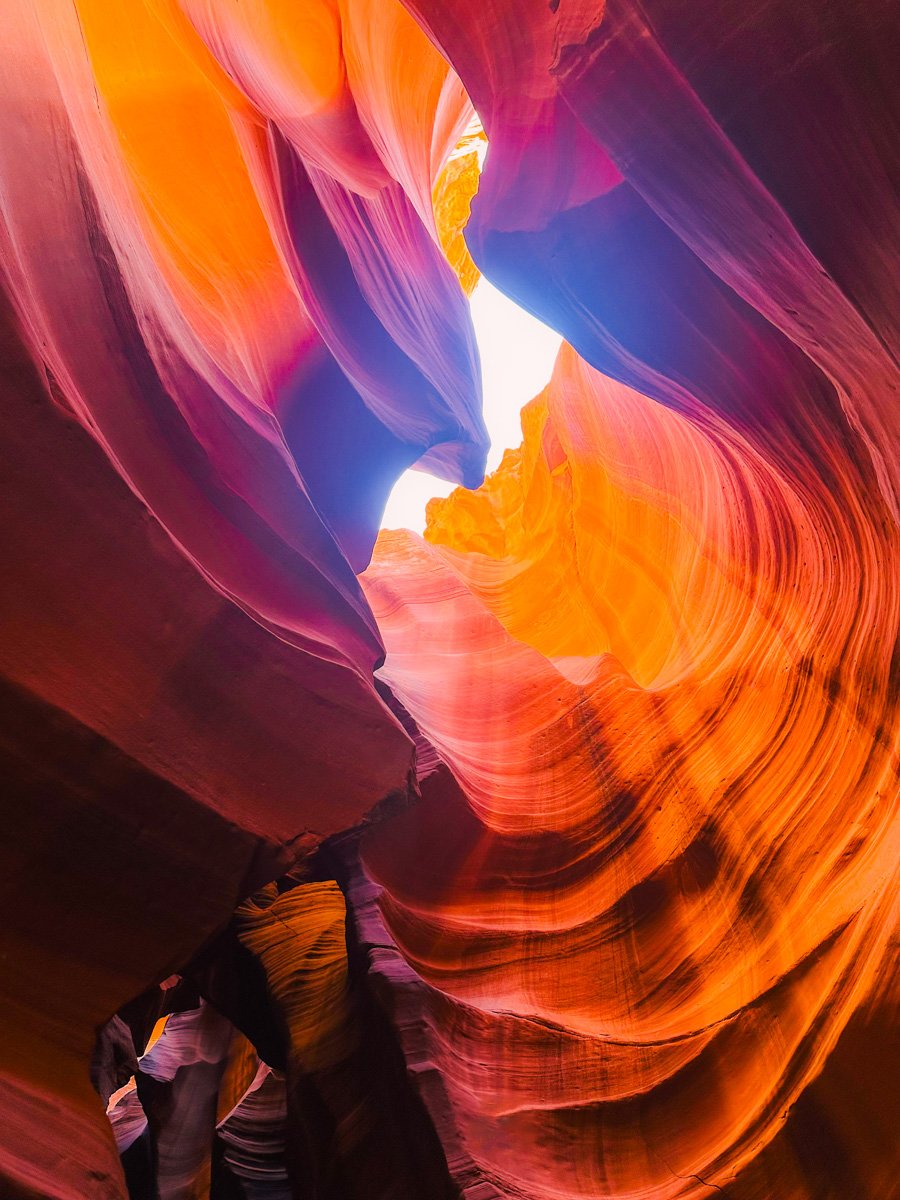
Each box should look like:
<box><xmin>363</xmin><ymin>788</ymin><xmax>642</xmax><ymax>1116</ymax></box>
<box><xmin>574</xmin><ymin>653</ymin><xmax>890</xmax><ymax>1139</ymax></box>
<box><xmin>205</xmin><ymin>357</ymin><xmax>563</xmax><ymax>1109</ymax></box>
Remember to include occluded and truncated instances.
<box><xmin>363</xmin><ymin>355</ymin><xmax>899</xmax><ymax>1198</ymax></box>
<box><xmin>102</xmin><ymin>866</ymin><xmax>457</xmax><ymax>1199</ymax></box>
<box><xmin>1</xmin><ymin>0</ymin><xmax>898</xmax><ymax>1198</ymax></box>
<box><xmin>0</xmin><ymin>0</ymin><xmax>482</xmax><ymax>1196</ymax></box>
<box><xmin>359</xmin><ymin>1</ymin><xmax>899</xmax><ymax>1197</ymax></box>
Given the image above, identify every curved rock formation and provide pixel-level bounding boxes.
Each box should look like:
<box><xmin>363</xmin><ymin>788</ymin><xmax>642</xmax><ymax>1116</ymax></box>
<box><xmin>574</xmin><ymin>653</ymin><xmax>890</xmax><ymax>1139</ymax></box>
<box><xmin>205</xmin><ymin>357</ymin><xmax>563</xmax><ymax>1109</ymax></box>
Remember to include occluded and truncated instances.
<box><xmin>1</xmin><ymin>0</ymin><xmax>897</xmax><ymax>1197</ymax></box>
<box><xmin>363</xmin><ymin>348</ymin><xmax>898</xmax><ymax>1197</ymax></box>
<box><xmin>359</xmin><ymin>1</ymin><xmax>899</xmax><ymax>1196</ymax></box>
<box><xmin>0</xmin><ymin>0</ymin><xmax>482</xmax><ymax>1194</ymax></box>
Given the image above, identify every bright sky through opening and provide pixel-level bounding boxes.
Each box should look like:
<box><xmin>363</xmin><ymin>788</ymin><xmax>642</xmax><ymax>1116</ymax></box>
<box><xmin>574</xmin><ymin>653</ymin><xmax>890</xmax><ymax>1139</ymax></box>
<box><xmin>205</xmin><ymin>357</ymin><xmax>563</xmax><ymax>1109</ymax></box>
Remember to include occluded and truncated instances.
<box><xmin>381</xmin><ymin>280</ymin><xmax>563</xmax><ymax>532</ymax></box>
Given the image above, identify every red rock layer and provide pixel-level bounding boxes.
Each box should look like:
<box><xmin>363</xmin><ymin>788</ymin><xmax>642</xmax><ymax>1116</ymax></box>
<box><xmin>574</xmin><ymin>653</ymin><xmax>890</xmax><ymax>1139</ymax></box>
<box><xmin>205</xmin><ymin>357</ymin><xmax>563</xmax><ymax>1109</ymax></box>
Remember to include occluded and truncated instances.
<box><xmin>0</xmin><ymin>0</ymin><xmax>486</xmax><ymax>1195</ymax></box>
<box><xmin>359</xmin><ymin>1</ymin><xmax>899</xmax><ymax>1196</ymax></box>
<box><xmin>102</xmin><ymin>862</ymin><xmax>458</xmax><ymax>1199</ymax></box>
<box><xmin>0</xmin><ymin>300</ymin><xmax>418</xmax><ymax>1199</ymax></box>
<box><xmin>1</xmin><ymin>0</ymin><xmax>897</xmax><ymax>1197</ymax></box>
<box><xmin>364</xmin><ymin>352</ymin><xmax>898</xmax><ymax>1196</ymax></box>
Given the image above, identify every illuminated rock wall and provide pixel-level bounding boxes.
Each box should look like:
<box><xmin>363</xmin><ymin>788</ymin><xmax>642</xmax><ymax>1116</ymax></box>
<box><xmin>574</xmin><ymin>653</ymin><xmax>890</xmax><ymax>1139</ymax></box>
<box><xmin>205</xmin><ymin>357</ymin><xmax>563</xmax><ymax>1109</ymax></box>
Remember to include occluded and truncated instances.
<box><xmin>0</xmin><ymin>0</ymin><xmax>897</xmax><ymax>1197</ymax></box>
<box><xmin>363</xmin><ymin>352</ymin><xmax>899</xmax><ymax>1198</ymax></box>
<box><xmin>361</xmin><ymin>0</ymin><xmax>899</xmax><ymax>1196</ymax></box>
<box><xmin>0</xmin><ymin>1</ymin><xmax>480</xmax><ymax>1195</ymax></box>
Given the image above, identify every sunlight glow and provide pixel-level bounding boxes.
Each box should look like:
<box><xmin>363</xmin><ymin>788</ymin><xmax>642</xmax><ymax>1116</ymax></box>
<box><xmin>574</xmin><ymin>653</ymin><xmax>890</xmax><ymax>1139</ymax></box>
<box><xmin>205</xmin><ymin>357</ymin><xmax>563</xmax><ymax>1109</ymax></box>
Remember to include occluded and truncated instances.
<box><xmin>381</xmin><ymin>279</ymin><xmax>563</xmax><ymax>532</ymax></box>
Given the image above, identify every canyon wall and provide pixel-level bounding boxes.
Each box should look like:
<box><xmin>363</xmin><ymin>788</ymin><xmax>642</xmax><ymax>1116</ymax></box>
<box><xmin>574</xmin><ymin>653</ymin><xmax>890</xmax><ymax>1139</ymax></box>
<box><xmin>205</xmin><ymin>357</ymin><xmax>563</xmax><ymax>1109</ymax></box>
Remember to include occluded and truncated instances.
<box><xmin>1</xmin><ymin>0</ymin><xmax>896</xmax><ymax>1197</ymax></box>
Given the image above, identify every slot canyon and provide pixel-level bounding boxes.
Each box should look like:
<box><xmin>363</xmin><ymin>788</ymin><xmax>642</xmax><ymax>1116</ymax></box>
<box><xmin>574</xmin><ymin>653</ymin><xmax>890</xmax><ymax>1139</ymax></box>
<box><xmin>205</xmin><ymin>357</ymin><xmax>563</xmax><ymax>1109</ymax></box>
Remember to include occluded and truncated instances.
<box><xmin>0</xmin><ymin>0</ymin><xmax>897</xmax><ymax>1197</ymax></box>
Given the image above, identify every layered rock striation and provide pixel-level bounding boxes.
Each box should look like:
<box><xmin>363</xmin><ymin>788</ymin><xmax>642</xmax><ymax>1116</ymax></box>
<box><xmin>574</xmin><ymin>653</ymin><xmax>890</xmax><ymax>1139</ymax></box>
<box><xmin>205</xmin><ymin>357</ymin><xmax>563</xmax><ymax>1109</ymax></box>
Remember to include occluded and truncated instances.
<box><xmin>1</xmin><ymin>0</ymin><xmax>897</xmax><ymax>1197</ymax></box>
<box><xmin>1</xmin><ymin>0</ymin><xmax>481</xmax><ymax>1193</ymax></box>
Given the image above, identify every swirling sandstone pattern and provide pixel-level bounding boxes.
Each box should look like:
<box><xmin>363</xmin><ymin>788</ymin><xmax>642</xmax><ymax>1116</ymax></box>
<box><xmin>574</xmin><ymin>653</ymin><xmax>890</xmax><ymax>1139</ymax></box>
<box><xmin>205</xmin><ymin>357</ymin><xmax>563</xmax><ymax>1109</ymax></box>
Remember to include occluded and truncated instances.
<box><xmin>359</xmin><ymin>1</ymin><xmax>899</xmax><ymax>1196</ymax></box>
<box><xmin>363</xmin><ymin>353</ymin><xmax>899</xmax><ymax>1198</ymax></box>
<box><xmin>0</xmin><ymin>0</ymin><xmax>480</xmax><ymax>1194</ymax></box>
<box><xmin>1</xmin><ymin>0</ymin><xmax>897</xmax><ymax>1198</ymax></box>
